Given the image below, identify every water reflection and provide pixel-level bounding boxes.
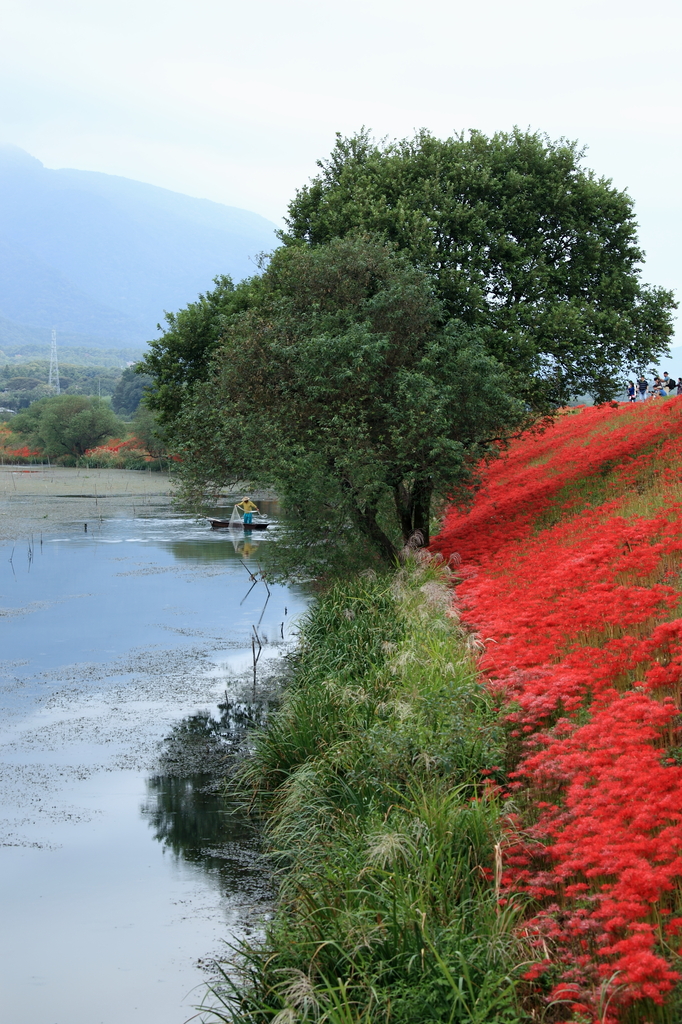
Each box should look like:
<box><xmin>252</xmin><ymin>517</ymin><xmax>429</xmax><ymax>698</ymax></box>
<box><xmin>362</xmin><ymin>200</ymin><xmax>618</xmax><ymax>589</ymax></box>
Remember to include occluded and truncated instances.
<box><xmin>166</xmin><ymin>534</ymin><xmax>268</xmax><ymax>563</ymax></box>
<box><xmin>157</xmin><ymin>703</ymin><xmax>271</xmax><ymax>775</ymax></box>
<box><xmin>141</xmin><ymin>703</ymin><xmax>274</xmax><ymax>888</ymax></box>
<box><xmin>164</xmin><ymin>502</ymin><xmax>276</xmax><ymax>563</ymax></box>
<box><xmin>143</xmin><ymin>775</ymin><xmax>254</xmax><ymax>876</ymax></box>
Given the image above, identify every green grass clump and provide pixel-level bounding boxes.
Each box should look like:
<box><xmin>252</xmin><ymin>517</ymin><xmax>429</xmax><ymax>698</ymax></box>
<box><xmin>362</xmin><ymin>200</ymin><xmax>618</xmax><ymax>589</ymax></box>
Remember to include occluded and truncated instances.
<box><xmin>202</xmin><ymin>559</ymin><xmax>530</xmax><ymax>1024</ymax></box>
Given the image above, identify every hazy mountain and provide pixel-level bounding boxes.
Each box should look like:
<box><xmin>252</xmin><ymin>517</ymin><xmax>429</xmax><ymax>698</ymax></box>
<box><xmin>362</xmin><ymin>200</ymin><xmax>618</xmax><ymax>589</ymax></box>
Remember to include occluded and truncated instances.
<box><xmin>0</xmin><ymin>145</ymin><xmax>278</xmax><ymax>349</ymax></box>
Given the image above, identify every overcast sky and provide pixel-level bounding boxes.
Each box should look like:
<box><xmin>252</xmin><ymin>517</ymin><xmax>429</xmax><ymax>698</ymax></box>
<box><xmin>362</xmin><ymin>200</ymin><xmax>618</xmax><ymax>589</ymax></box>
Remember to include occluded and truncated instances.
<box><xmin>0</xmin><ymin>0</ymin><xmax>680</xmax><ymax>338</ymax></box>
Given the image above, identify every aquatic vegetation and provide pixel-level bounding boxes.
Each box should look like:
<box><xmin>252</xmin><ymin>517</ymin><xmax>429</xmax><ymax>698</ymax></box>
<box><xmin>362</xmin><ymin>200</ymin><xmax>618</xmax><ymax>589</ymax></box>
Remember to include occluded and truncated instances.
<box><xmin>432</xmin><ymin>399</ymin><xmax>682</xmax><ymax>1022</ymax></box>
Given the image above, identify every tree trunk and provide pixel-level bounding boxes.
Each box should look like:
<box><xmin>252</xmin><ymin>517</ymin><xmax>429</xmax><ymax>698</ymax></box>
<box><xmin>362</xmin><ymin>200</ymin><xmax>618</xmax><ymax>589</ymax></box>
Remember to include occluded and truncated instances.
<box><xmin>412</xmin><ymin>477</ymin><xmax>433</xmax><ymax>547</ymax></box>
<box><xmin>339</xmin><ymin>476</ymin><xmax>398</xmax><ymax>562</ymax></box>
<box><xmin>354</xmin><ymin>504</ymin><xmax>398</xmax><ymax>562</ymax></box>
<box><xmin>393</xmin><ymin>477</ymin><xmax>433</xmax><ymax>547</ymax></box>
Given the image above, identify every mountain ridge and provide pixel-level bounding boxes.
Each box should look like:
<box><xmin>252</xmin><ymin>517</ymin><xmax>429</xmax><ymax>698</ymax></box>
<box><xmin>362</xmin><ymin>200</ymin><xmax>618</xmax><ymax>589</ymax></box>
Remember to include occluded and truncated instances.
<box><xmin>0</xmin><ymin>145</ymin><xmax>278</xmax><ymax>348</ymax></box>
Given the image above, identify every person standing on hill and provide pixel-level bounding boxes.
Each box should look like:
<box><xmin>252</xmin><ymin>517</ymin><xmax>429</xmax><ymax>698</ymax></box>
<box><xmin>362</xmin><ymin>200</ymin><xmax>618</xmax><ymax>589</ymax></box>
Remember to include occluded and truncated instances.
<box><xmin>663</xmin><ymin>372</ymin><xmax>676</xmax><ymax>393</ymax></box>
<box><xmin>677</xmin><ymin>379</ymin><xmax>682</xmax><ymax>397</ymax></box>
<box><xmin>236</xmin><ymin>496</ymin><xmax>260</xmax><ymax>524</ymax></box>
<box><xmin>627</xmin><ymin>381</ymin><xmax>636</xmax><ymax>402</ymax></box>
<box><xmin>637</xmin><ymin>376</ymin><xmax>649</xmax><ymax>401</ymax></box>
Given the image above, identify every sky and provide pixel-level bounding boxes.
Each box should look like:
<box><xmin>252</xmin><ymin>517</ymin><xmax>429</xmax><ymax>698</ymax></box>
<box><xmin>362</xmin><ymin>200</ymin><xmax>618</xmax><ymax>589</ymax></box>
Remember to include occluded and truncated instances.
<box><xmin>0</xmin><ymin>0</ymin><xmax>680</xmax><ymax>342</ymax></box>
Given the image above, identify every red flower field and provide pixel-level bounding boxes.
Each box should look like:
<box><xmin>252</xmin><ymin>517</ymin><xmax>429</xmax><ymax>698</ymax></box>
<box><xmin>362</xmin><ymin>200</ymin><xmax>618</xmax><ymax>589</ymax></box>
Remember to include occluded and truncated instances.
<box><xmin>432</xmin><ymin>399</ymin><xmax>682</xmax><ymax>1022</ymax></box>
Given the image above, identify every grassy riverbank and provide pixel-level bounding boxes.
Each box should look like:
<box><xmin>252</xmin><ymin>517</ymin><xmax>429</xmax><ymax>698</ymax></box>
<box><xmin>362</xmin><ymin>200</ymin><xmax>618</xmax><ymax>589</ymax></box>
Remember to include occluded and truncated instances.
<box><xmin>205</xmin><ymin>557</ymin><xmax>530</xmax><ymax>1024</ymax></box>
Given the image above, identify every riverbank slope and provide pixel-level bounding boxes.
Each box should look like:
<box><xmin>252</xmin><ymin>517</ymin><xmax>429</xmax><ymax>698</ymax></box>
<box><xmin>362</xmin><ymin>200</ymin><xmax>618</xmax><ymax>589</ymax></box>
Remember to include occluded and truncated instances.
<box><xmin>432</xmin><ymin>399</ymin><xmax>682</xmax><ymax>1022</ymax></box>
<box><xmin>213</xmin><ymin>398</ymin><xmax>682</xmax><ymax>1024</ymax></box>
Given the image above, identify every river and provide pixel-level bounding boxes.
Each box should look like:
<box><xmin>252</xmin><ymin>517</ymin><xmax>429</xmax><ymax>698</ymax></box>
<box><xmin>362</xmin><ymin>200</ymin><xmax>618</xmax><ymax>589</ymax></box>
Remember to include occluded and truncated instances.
<box><xmin>0</xmin><ymin>468</ymin><xmax>307</xmax><ymax>1024</ymax></box>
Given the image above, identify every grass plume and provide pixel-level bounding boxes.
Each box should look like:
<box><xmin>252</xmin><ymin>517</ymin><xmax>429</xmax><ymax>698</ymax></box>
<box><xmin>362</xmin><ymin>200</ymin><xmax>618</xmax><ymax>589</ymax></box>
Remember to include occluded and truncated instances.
<box><xmin>199</xmin><ymin>558</ymin><xmax>530</xmax><ymax>1023</ymax></box>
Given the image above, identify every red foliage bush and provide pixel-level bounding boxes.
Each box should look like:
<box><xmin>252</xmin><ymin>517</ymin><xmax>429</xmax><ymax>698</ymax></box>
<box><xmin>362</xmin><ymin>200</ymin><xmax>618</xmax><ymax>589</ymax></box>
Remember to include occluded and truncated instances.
<box><xmin>432</xmin><ymin>400</ymin><xmax>682</xmax><ymax>1020</ymax></box>
<box><xmin>85</xmin><ymin>436</ymin><xmax>145</xmax><ymax>455</ymax></box>
<box><xmin>0</xmin><ymin>422</ymin><xmax>39</xmax><ymax>460</ymax></box>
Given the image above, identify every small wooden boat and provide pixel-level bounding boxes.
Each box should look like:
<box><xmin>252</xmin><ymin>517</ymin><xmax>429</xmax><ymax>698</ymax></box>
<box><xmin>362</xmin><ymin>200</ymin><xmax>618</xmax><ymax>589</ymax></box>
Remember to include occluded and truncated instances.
<box><xmin>208</xmin><ymin>517</ymin><xmax>269</xmax><ymax>530</ymax></box>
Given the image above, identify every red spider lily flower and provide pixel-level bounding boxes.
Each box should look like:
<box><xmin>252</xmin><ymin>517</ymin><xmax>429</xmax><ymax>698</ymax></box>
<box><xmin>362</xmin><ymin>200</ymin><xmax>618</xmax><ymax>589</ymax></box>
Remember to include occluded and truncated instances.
<box><xmin>432</xmin><ymin>401</ymin><xmax>682</xmax><ymax>1018</ymax></box>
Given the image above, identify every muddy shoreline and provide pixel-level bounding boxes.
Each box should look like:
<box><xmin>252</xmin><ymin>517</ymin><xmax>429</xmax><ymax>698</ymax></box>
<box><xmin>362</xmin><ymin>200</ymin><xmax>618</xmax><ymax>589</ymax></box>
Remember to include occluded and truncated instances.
<box><xmin>0</xmin><ymin>465</ymin><xmax>277</xmax><ymax>545</ymax></box>
<box><xmin>0</xmin><ymin>465</ymin><xmax>177</xmax><ymax>545</ymax></box>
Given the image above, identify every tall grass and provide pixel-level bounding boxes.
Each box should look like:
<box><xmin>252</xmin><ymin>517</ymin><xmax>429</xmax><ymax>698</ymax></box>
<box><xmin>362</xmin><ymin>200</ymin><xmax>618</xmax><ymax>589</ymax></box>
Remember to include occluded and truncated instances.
<box><xmin>200</xmin><ymin>559</ymin><xmax>533</xmax><ymax>1024</ymax></box>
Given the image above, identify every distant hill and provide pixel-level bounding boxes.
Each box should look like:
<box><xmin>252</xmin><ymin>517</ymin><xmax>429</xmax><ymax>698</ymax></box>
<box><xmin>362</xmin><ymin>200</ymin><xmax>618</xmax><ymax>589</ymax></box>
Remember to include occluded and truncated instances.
<box><xmin>0</xmin><ymin>145</ymin><xmax>278</xmax><ymax>349</ymax></box>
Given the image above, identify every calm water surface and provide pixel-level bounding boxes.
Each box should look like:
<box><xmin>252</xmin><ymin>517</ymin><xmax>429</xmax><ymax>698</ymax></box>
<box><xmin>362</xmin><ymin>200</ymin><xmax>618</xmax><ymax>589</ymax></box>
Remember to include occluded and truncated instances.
<box><xmin>0</xmin><ymin>499</ymin><xmax>306</xmax><ymax>1024</ymax></box>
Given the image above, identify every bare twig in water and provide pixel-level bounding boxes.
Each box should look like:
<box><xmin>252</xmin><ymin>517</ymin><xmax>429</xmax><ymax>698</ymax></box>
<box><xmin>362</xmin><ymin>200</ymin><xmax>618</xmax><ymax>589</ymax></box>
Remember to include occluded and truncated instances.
<box><xmin>239</xmin><ymin>579</ymin><xmax>258</xmax><ymax>606</ymax></box>
<box><xmin>257</xmin><ymin>589</ymin><xmax>270</xmax><ymax>627</ymax></box>
<box><xmin>251</xmin><ymin>624</ymin><xmax>263</xmax><ymax>698</ymax></box>
<box><xmin>238</xmin><ymin>558</ymin><xmax>258</xmax><ymax>583</ymax></box>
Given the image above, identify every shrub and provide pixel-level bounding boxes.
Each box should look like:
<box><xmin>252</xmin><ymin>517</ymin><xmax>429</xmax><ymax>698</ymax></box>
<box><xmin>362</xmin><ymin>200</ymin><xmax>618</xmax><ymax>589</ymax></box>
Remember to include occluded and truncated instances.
<box><xmin>11</xmin><ymin>395</ymin><xmax>124</xmax><ymax>458</ymax></box>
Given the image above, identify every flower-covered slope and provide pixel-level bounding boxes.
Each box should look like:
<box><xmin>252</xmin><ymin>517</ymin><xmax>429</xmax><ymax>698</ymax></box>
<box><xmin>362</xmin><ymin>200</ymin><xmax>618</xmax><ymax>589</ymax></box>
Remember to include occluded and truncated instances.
<box><xmin>432</xmin><ymin>400</ymin><xmax>682</xmax><ymax>1022</ymax></box>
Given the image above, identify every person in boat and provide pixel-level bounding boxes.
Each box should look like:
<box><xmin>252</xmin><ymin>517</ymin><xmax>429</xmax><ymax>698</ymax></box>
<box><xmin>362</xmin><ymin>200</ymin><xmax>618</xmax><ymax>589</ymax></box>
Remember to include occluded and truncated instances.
<box><xmin>236</xmin><ymin>496</ymin><xmax>260</xmax><ymax>524</ymax></box>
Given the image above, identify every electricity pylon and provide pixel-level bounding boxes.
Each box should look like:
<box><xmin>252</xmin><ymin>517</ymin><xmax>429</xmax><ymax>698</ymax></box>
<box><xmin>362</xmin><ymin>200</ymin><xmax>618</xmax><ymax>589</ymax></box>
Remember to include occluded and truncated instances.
<box><xmin>48</xmin><ymin>328</ymin><xmax>60</xmax><ymax>394</ymax></box>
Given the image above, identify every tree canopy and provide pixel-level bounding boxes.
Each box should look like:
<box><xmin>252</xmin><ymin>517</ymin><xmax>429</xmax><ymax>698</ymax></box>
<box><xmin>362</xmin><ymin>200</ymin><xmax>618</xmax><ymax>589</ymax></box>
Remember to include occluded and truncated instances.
<box><xmin>131</xmin><ymin>404</ymin><xmax>167</xmax><ymax>458</ymax></box>
<box><xmin>139</xmin><ymin>274</ymin><xmax>259</xmax><ymax>424</ymax></box>
<box><xmin>111</xmin><ymin>365</ymin><xmax>154</xmax><ymax>415</ymax></box>
<box><xmin>283</xmin><ymin>129</ymin><xmax>677</xmax><ymax>404</ymax></box>
<box><xmin>12</xmin><ymin>395</ymin><xmax>123</xmax><ymax>458</ymax></box>
<box><xmin>142</xmin><ymin>130</ymin><xmax>677</xmax><ymax>432</ymax></box>
<box><xmin>176</xmin><ymin>237</ymin><xmax>529</xmax><ymax>573</ymax></box>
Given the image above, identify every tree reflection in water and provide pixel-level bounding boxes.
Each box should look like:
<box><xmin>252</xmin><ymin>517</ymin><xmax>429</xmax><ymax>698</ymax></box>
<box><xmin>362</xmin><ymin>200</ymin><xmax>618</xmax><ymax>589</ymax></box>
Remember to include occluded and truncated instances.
<box><xmin>141</xmin><ymin>701</ymin><xmax>274</xmax><ymax>896</ymax></box>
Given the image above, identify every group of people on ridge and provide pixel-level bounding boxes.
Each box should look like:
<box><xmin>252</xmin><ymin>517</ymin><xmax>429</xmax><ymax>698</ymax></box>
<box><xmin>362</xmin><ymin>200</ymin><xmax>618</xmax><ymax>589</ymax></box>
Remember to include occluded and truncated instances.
<box><xmin>627</xmin><ymin>373</ymin><xmax>682</xmax><ymax>402</ymax></box>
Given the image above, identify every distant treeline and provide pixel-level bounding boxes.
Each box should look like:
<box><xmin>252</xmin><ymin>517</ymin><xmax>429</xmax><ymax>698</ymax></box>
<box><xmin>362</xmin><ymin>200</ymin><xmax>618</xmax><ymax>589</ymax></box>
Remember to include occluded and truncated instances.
<box><xmin>0</xmin><ymin>361</ymin><xmax>122</xmax><ymax>409</ymax></box>
<box><xmin>0</xmin><ymin>362</ymin><xmax>152</xmax><ymax>414</ymax></box>
<box><xmin>0</xmin><ymin>343</ymin><xmax>145</xmax><ymax>367</ymax></box>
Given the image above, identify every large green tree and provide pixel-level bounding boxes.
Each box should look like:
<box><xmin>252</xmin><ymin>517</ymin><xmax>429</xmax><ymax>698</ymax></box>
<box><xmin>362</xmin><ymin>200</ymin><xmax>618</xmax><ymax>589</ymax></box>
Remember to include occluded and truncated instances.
<box><xmin>142</xmin><ymin>129</ymin><xmax>677</xmax><ymax>572</ymax></box>
<box><xmin>142</xmin><ymin>130</ymin><xmax>676</xmax><ymax>431</ymax></box>
<box><xmin>283</xmin><ymin>129</ymin><xmax>677</xmax><ymax>404</ymax></box>
<box><xmin>176</xmin><ymin>237</ymin><xmax>528</xmax><ymax>572</ymax></box>
<box><xmin>12</xmin><ymin>395</ymin><xmax>124</xmax><ymax>458</ymax></box>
